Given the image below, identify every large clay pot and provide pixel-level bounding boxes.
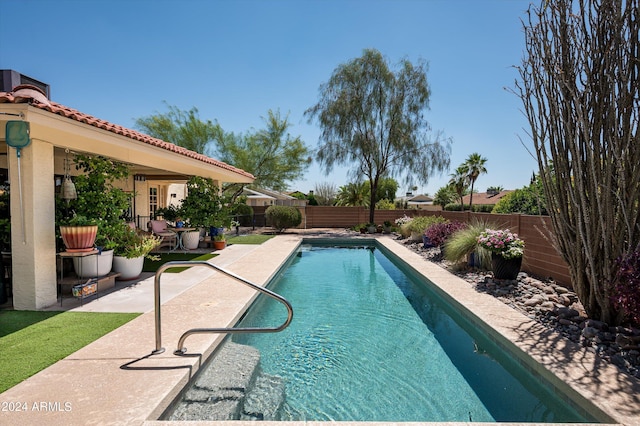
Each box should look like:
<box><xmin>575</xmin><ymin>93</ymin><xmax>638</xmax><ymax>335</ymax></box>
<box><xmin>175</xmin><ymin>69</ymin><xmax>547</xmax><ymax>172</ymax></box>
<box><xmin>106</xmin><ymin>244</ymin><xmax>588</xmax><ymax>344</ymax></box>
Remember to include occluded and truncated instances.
<box><xmin>112</xmin><ymin>255</ymin><xmax>144</xmax><ymax>280</ymax></box>
<box><xmin>491</xmin><ymin>253</ymin><xmax>522</xmax><ymax>280</ymax></box>
<box><xmin>60</xmin><ymin>225</ymin><xmax>98</xmax><ymax>252</ymax></box>
<box><xmin>73</xmin><ymin>249</ymin><xmax>114</xmax><ymax>278</ymax></box>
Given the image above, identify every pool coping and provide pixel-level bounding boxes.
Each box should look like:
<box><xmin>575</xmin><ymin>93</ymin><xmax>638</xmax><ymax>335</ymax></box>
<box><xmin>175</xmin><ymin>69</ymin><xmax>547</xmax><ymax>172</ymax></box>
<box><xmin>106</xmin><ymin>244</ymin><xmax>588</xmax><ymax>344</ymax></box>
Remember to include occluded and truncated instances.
<box><xmin>0</xmin><ymin>233</ymin><xmax>636</xmax><ymax>425</ymax></box>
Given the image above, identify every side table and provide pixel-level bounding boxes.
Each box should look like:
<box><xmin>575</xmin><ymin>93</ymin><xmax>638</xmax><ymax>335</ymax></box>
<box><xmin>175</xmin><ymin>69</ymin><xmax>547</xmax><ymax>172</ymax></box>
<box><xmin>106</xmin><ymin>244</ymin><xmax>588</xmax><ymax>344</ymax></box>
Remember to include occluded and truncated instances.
<box><xmin>57</xmin><ymin>250</ymin><xmax>99</xmax><ymax>305</ymax></box>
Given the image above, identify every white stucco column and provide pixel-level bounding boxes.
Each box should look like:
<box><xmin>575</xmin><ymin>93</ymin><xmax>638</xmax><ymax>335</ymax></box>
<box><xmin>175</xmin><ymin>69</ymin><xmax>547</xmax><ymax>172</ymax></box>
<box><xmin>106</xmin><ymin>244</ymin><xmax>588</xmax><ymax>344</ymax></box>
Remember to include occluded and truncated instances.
<box><xmin>9</xmin><ymin>138</ymin><xmax>57</xmax><ymax>310</ymax></box>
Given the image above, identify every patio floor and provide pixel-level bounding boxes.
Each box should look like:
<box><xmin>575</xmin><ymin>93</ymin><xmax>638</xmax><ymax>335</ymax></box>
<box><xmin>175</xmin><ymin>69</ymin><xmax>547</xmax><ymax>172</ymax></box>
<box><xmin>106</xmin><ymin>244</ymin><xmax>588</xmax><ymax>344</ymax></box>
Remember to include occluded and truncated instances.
<box><xmin>0</xmin><ymin>231</ymin><xmax>637</xmax><ymax>425</ymax></box>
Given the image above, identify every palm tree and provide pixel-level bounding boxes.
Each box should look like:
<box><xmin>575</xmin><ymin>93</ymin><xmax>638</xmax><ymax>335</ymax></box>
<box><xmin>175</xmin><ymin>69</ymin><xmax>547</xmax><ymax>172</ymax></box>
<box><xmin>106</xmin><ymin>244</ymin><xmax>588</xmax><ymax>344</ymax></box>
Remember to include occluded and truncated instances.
<box><xmin>448</xmin><ymin>166</ymin><xmax>469</xmax><ymax>209</ymax></box>
<box><xmin>462</xmin><ymin>153</ymin><xmax>488</xmax><ymax>211</ymax></box>
<box><xmin>335</xmin><ymin>182</ymin><xmax>370</xmax><ymax>207</ymax></box>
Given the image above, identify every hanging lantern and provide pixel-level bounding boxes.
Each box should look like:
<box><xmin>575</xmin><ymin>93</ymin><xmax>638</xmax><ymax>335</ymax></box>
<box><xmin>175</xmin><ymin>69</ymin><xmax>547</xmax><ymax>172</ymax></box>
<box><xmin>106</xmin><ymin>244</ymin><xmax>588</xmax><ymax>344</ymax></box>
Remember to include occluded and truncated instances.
<box><xmin>61</xmin><ymin>149</ymin><xmax>77</xmax><ymax>202</ymax></box>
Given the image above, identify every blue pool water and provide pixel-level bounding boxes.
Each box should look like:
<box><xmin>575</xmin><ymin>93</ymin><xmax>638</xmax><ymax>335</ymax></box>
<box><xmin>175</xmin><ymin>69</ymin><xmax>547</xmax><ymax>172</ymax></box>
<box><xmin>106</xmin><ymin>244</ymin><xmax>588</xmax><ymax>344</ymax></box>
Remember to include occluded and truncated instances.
<box><xmin>233</xmin><ymin>244</ymin><xmax>591</xmax><ymax>422</ymax></box>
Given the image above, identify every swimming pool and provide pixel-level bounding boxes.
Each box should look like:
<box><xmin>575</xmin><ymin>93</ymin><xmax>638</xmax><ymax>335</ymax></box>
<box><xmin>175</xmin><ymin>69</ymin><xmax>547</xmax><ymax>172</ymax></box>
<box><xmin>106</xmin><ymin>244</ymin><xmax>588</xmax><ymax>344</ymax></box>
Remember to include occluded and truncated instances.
<box><xmin>170</xmin><ymin>242</ymin><xmax>595</xmax><ymax>422</ymax></box>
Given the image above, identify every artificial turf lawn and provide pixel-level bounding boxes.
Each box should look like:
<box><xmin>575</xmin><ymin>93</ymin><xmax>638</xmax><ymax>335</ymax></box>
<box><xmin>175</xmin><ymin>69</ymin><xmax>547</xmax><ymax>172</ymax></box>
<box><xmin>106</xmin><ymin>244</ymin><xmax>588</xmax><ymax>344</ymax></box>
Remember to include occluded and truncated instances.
<box><xmin>0</xmin><ymin>310</ymin><xmax>139</xmax><ymax>393</ymax></box>
<box><xmin>226</xmin><ymin>234</ymin><xmax>274</xmax><ymax>245</ymax></box>
<box><xmin>142</xmin><ymin>252</ymin><xmax>217</xmax><ymax>273</ymax></box>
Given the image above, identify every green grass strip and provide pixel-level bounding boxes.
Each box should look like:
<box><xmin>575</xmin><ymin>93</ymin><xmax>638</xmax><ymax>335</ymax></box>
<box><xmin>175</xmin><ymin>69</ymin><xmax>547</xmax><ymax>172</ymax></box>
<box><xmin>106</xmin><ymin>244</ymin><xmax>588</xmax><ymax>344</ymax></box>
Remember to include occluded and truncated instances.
<box><xmin>143</xmin><ymin>252</ymin><xmax>217</xmax><ymax>272</ymax></box>
<box><xmin>226</xmin><ymin>234</ymin><xmax>275</xmax><ymax>245</ymax></box>
<box><xmin>0</xmin><ymin>311</ymin><xmax>139</xmax><ymax>393</ymax></box>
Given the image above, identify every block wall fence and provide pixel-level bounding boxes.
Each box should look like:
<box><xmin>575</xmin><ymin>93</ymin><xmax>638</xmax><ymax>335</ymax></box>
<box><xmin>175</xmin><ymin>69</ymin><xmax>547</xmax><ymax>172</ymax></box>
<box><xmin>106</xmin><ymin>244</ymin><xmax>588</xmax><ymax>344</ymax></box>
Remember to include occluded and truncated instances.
<box><xmin>252</xmin><ymin>205</ymin><xmax>572</xmax><ymax>287</ymax></box>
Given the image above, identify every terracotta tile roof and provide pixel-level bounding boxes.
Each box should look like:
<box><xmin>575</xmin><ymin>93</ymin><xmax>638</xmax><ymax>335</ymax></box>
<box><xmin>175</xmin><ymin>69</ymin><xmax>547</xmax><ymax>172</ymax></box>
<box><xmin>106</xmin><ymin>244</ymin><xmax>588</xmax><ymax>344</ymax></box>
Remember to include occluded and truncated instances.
<box><xmin>0</xmin><ymin>85</ymin><xmax>255</xmax><ymax>180</ymax></box>
<box><xmin>461</xmin><ymin>190</ymin><xmax>513</xmax><ymax>205</ymax></box>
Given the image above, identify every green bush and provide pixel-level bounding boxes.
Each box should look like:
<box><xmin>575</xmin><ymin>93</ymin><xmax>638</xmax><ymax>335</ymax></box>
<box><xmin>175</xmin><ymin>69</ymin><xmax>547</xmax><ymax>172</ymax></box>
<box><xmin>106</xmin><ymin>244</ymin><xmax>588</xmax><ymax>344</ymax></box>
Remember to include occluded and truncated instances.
<box><xmin>375</xmin><ymin>199</ymin><xmax>395</xmax><ymax>210</ymax></box>
<box><xmin>492</xmin><ymin>188</ymin><xmax>548</xmax><ymax>215</ymax></box>
<box><xmin>265</xmin><ymin>205</ymin><xmax>302</xmax><ymax>233</ymax></box>
<box><xmin>233</xmin><ymin>203</ymin><xmax>254</xmax><ymax>226</ymax></box>
<box><xmin>443</xmin><ymin>219</ymin><xmax>493</xmax><ymax>268</ymax></box>
<box><xmin>444</xmin><ymin>203</ymin><xmax>494</xmax><ymax>212</ymax></box>
<box><xmin>406</xmin><ymin>216</ymin><xmax>448</xmax><ymax>235</ymax></box>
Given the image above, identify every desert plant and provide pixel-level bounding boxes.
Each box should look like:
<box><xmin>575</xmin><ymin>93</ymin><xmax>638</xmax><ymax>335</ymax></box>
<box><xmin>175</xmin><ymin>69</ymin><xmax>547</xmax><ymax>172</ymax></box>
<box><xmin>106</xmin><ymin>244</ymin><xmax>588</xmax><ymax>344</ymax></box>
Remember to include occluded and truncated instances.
<box><xmin>612</xmin><ymin>245</ymin><xmax>640</xmax><ymax>325</ymax></box>
<box><xmin>425</xmin><ymin>221</ymin><xmax>467</xmax><ymax>247</ymax></box>
<box><xmin>265</xmin><ymin>205</ymin><xmax>302</xmax><ymax>233</ymax></box>
<box><xmin>443</xmin><ymin>220</ymin><xmax>493</xmax><ymax>268</ymax></box>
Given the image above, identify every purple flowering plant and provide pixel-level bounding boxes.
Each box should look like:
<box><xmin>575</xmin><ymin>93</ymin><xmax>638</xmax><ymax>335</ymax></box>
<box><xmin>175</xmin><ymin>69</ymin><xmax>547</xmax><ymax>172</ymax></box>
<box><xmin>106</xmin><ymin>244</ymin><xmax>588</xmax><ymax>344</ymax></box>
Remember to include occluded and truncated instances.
<box><xmin>477</xmin><ymin>228</ymin><xmax>524</xmax><ymax>259</ymax></box>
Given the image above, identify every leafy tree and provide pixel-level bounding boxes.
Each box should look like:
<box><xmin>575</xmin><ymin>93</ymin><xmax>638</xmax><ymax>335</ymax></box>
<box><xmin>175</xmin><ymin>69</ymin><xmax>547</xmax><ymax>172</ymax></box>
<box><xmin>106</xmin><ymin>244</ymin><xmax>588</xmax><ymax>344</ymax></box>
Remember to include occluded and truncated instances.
<box><xmin>216</xmin><ymin>110</ymin><xmax>312</xmax><ymax>192</ymax></box>
<box><xmin>364</xmin><ymin>177</ymin><xmax>399</xmax><ymax>204</ymax></box>
<box><xmin>516</xmin><ymin>0</ymin><xmax>639</xmax><ymax>324</ymax></box>
<box><xmin>492</xmin><ymin>177</ymin><xmax>547</xmax><ymax>215</ymax></box>
<box><xmin>305</xmin><ymin>48</ymin><xmax>451</xmax><ymax>223</ymax></box>
<box><xmin>335</xmin><ymin>182</ymin><xmax>370</xmax><ymax>207</ymax></box>
<box><xmin>135</xmin><ymin>102</ymin><xmax>221</xmax><ymax>155</ymax></box>
<box><xmin>313</xmin><ymin>182</ymin><xmax>337</xmax><ymax>206</ymax></box>
<box><xmin>461</xmin><ymin>152</ymin><xmax>488</xmax><ymax>211</ymax></box>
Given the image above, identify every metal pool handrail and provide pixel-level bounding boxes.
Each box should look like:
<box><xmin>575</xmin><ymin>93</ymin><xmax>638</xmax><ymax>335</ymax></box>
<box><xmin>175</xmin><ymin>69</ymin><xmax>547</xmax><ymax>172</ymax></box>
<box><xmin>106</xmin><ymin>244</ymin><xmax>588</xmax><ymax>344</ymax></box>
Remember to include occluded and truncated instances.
<box><xmin>150</xmin><ymin>260</ymin><xmax>293</xmax><ymax>356</ymax></box>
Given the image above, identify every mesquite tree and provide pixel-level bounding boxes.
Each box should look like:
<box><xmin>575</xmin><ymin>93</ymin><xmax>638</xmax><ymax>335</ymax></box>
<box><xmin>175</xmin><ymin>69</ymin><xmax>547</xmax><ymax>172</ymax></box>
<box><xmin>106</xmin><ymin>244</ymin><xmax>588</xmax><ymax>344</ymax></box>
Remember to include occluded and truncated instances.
<box><xmin>306</xmin><ymin>49</ymin><xmax>451</xmax><ymax>224</ymax></box>
<box><xmin>516</xmin><ymin>0</ymin><xmax>639</xmax><ymax>324</ymax></box>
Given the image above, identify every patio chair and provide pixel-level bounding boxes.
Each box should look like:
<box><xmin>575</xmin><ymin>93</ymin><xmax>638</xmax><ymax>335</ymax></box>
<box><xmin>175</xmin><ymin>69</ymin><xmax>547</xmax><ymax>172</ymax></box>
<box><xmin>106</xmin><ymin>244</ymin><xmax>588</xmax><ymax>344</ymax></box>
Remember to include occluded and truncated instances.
<box><xmin>148</xmin><ymin>220</ymin><xmax>177</xmax><ymax>251</ymax></box>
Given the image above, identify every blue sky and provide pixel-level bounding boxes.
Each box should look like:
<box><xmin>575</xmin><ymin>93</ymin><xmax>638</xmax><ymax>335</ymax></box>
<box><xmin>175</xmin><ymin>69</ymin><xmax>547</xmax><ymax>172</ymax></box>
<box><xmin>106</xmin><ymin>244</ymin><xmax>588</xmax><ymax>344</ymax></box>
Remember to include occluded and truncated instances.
<box><xmin>1</xmin><ymin>0</ymin><xmax>537</xmax><ymax>195</ymax></box>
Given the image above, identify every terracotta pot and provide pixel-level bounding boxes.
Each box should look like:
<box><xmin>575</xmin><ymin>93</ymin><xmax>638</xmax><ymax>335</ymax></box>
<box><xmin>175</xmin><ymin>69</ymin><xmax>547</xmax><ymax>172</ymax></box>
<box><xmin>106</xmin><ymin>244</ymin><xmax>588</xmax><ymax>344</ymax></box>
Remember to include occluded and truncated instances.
<box><xmin>60</xmin><ymin>225</ymin><xmax>98</xmax><ymax>252</ymax></box>
<box><xmin>213</xmin><ymin>240</ymin><xmax>226</xmax><ymax>250</ymax></box>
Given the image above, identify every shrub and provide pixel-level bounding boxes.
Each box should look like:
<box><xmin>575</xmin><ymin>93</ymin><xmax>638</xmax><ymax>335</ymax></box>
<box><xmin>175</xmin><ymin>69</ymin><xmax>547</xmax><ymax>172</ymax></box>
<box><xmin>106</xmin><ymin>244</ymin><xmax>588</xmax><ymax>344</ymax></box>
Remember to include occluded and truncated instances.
<box><xmin>265</xmin><ymin>205</ymin><xmax>302</xmax><ymax>233</ymax></box>
<box><xmin>425</xmin><ymin>221</ymin><xmax>467</xmax><ymax>247</ymax></box>
<box><xmin>406</xmin><ymin>215</ymin><xmax>447</xmax><ymax>235</ymax></box>
<box><xmin>612</xmin><ymin>245</ymin><xmax>640</xmax><ymax>325</ymax></box>
<box><xmin>443</xmin><ymin>219</ymin><xmax>493</xmax><ymax>268</ymax></box>
<box><xmin>375</xmin><ymin>199</ymin><xmax>395</xmax><ymax>210</ymax></box>
<box><xmin>233</xmin><ymin>203</ymin><xmax>254</xmax><ymax>226</ymax></box>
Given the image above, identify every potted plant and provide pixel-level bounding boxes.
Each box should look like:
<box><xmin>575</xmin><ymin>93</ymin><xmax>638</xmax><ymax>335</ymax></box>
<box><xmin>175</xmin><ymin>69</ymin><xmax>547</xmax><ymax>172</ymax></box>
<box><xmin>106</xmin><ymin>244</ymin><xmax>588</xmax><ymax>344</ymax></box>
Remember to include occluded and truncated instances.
<box><xmin>212</xmin><ymin>233</ymin><xmax>226</xmax><ymax>250</ymax></box>
<box><xmin>56</xmin><ymin>154</ymin><xmax>133</xmax><ymax>276</ymax></box>
<box><xmin>111</xmin><ymin>224</ymin><xmax>161</xmax><ymax>280</ymax></box>
<box><xmin>178</xmin><ymin>176</ymin><xmax>234</xmax><ymax>248</ymax></box>
<box><xmin>366</xmin><ymin>223</ymin><xmax>377</xmax><ymax>234</ymax></box>
<box><xmin>477</xmin><ymin>228</ymin><xmax>525</xmax><ymax>280</ymax></box>
<box><xmin>57</xmin><ymin>214</ymin><xmax>99</xmax><ymax>252</ymax></box>
<box><xmin>383</xmin><ymin>220</ymin><xmax>393</xmax><ymax>234</ymax></box>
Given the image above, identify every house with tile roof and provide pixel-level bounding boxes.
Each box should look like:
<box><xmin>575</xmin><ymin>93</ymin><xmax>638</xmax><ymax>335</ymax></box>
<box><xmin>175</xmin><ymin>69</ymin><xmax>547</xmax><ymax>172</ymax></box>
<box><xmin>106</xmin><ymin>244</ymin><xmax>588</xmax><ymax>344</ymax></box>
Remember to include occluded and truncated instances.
<box><xmin>0</xmin><ymin>71</ymin><xmax>254</xmax><ymax>310</ymax></box>
<box><xmin>461</xmin><ymin>189</ymin><xmax>513</xmax><ymax>207</ymax></box>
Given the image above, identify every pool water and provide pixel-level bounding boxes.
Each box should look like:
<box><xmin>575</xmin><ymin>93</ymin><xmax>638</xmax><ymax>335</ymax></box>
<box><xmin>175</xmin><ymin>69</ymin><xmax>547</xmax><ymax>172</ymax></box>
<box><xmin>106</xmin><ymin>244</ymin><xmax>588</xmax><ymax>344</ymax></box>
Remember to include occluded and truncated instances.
<box><xmin>234</xmin><ymin>245</ymin><xmax>590</xmax><ymax>422</ymax></box>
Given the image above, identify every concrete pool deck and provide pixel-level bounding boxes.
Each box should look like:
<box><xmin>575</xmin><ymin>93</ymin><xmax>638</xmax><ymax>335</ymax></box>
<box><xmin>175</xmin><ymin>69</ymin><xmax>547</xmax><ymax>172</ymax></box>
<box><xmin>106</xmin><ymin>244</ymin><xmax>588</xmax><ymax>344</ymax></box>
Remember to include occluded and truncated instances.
<box><xmin>0</xmin><ymin>232</ymin><xmax>638</xmax><ymax>425</ymax></box>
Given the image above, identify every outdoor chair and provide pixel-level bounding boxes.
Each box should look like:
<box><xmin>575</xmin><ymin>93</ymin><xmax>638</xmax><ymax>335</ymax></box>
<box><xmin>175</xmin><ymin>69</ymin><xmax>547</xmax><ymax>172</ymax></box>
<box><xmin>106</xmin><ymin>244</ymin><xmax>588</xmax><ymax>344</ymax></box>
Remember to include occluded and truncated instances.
<box><xmin>148</xmin><ymin>220</ymin><xmax>177</xmax><ymax>251</ymax></box>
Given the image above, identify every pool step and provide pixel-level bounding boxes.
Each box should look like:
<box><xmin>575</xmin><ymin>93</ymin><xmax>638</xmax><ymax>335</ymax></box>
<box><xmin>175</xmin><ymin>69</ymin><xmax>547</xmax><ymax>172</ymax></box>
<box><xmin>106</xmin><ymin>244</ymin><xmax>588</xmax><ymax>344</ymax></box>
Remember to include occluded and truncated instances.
<box><xmin>167</xmin><ymin>341</ymin><xmax>285</xmax><ymax>421</ymax></box>
<box><xmin>241</xmin><ymin>372</ymin><xmax>285</xmax><ymax>420</ymax></box>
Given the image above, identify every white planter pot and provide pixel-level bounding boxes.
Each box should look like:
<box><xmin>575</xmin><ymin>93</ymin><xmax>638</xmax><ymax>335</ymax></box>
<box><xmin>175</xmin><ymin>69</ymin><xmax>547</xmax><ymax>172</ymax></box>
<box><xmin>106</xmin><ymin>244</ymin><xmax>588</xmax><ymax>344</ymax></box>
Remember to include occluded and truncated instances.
<box><xmin>182</xmin><ymin>231</ymin><xmax>201</xmax><ymax>250</ymax></box>
<box><xmin>73</xmin><ymin>249</ymin><xmax>114</xmax><ymax>278</ymax></box>
<box><xmin>112</xmin><ymin>255</ymin><xmax>145</xmax><ymax>281</ymax></box>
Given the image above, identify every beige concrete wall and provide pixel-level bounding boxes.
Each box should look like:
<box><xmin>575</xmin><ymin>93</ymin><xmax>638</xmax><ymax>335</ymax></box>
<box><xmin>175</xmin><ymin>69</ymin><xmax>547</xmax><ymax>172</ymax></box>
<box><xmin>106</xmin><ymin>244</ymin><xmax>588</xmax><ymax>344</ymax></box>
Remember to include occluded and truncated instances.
<box><xmin>10</xmin><ymin>138</ymin><xmax>57</xmax><ymax>309</ymax></box>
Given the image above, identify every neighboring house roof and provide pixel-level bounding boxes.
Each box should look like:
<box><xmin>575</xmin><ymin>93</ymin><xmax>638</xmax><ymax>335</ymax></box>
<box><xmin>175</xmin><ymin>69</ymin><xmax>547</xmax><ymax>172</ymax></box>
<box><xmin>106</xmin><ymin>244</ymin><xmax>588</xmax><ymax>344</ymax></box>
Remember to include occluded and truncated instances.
<box><xmin>242</xmin><ymin>188</ymin><xmax>276</xmax><ymax>201</ymax></box>
<box><xmin>395</xmin><ymin>193</ymin><xmax>433</xmax><ymax>204</ymax></box>
<box><xmin>461</xmin><ymin>190</ymin><xmax>513</xmax><ymax>205</ymax></box>
<box><xmin>0</xmin><ymin>85</ymin><xmax>254</xmax><ymax>181</ymax></box>
<box><xmin>408</xmin><ymin>194</ymin><xmax>433</xmax><ymax>203</ymax></box>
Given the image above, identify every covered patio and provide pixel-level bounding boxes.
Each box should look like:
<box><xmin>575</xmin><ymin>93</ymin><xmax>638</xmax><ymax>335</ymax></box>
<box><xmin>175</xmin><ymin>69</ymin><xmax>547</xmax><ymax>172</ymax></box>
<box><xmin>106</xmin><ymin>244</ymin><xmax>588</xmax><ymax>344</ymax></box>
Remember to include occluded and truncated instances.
<box><xmin>0</xmin><ymin>83</ymin><xmax>253</xmax><ymax>310</ymax></box>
